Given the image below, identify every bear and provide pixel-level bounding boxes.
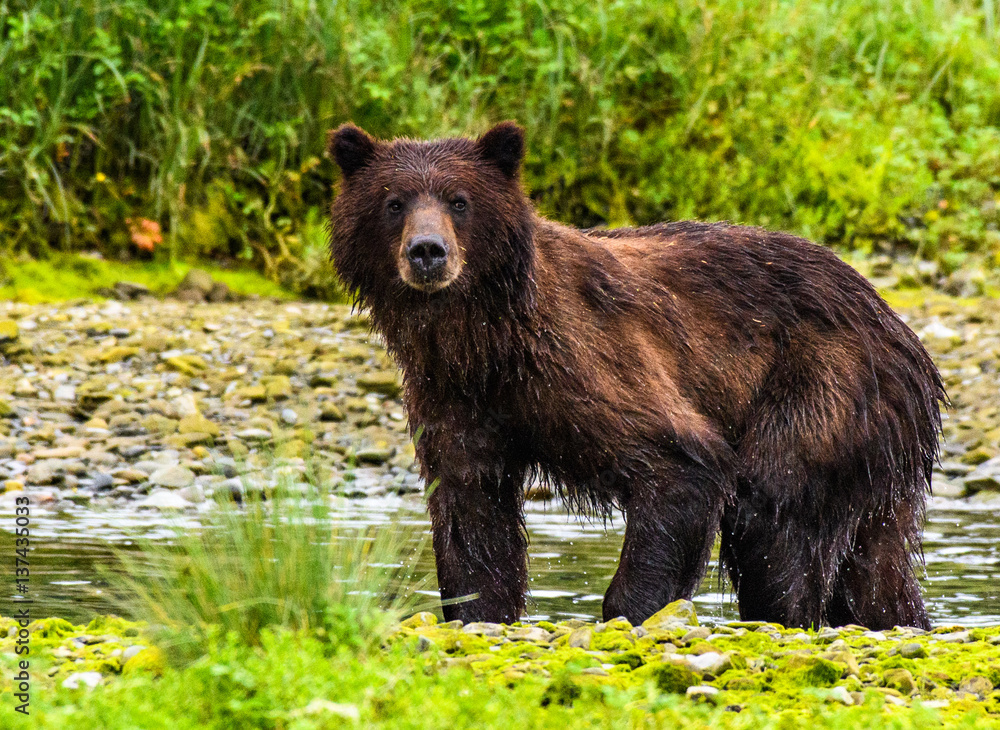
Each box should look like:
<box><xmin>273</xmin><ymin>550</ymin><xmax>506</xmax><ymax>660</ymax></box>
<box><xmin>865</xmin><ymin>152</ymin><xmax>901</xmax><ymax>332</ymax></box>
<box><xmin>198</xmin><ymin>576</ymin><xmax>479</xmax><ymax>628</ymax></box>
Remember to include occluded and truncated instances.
<box><xmin>327</xmin><ymin>121</ymin><xmax>945</xmax><ymax>630</ymax></box>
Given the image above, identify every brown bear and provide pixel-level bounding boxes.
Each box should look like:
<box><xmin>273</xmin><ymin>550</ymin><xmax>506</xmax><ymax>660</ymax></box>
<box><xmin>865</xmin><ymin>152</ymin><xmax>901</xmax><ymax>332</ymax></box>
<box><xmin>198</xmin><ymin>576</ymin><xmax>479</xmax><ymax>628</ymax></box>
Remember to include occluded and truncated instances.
<box><xmin>328</xmin><ymin>121</ymin><xmax>945</xmax><ymax>630</ymax></box>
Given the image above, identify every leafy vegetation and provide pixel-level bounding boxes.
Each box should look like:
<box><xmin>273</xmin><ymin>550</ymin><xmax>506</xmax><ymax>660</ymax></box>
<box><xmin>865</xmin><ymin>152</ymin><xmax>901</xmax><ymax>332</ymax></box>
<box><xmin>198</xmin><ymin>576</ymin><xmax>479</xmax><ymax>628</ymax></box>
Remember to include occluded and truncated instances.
<box><xmin>3</xmin><ymin>0</ymin><xmax>999</xmax><ymax>294</ymax></box>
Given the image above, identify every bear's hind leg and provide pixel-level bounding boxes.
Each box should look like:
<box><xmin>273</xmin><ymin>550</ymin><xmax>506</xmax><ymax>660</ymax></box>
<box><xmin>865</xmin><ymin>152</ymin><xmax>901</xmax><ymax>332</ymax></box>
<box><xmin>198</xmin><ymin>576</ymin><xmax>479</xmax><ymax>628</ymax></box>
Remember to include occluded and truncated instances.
<box><xmin>824</xmin><ymin>501</ymin><xmax>930</xmax><ymax>630</ymax></box>
<box><xmin>720</xmin><ymin>492</ymin><xmax>848</xmax><ymax>629</ymax></box>
<box><xmin>603</xmin><ymin>459</ymin><xmax>726</xmax><ymax>624</ymax></box>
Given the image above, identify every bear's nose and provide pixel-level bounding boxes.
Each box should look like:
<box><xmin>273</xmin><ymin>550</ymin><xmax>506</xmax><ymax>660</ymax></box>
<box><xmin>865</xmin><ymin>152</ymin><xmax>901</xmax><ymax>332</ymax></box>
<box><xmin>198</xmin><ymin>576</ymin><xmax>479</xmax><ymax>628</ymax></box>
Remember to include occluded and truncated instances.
<box><xmin>406</xmin><ymin>235</ymin><xmax>449</xmax><ymax>273</ymax></box>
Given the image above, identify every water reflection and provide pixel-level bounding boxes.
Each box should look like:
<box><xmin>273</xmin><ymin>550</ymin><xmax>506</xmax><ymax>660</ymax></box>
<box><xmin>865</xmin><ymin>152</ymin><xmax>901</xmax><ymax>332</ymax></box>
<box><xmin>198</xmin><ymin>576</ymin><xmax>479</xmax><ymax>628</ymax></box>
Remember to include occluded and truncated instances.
<box><xmin>2</xmin><ymin>496</ymin><xmax>998</xmax><ymax>626</ymax></box>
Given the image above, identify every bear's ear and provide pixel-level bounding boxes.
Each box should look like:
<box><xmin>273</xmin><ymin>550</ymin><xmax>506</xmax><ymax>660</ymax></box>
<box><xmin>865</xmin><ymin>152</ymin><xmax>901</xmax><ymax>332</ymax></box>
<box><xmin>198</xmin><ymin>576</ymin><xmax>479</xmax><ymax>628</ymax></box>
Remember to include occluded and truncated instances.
<box><xmin>328</xmin><ymin>124</ymin><xmax>378</xmax><ymax>179</ymax></box>
<box><xmin>477</xmin><ymin>121</ymin><xmax>524</xmax><ymax>179</ymax></box>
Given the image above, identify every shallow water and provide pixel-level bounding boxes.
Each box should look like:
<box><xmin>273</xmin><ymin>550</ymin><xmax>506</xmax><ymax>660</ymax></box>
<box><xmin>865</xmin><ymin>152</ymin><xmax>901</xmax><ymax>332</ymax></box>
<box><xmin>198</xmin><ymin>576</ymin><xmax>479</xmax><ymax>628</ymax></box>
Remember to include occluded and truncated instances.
<box><xmin>2</xmin><ymin>496</ymin><xmax>998</xmax><ymax>626</ymax></box>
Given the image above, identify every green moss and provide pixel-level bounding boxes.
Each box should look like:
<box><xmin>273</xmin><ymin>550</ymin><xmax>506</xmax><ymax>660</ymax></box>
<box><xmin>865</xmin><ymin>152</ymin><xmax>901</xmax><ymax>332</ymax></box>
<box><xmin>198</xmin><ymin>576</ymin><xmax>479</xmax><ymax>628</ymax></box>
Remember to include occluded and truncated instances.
<box><xmin>540</xmin><ymin>673</ymin><xmax>583</xmax><ymax>707</ymax></box>
<box><xmin>644</xmin><ymin>662</ymin><xmax>700</xmax><ymax>694</ymax></box>
<box><xmin>591</xmin><ymin>629</ymin><xmax>634</xmax><ymax>652</ymax></box>
<box><xmin>608</xmin><ymin>651</ymin><xmax>644</xmax><ymax>670</ymax></box>
<box><xmin>29</xmin><ymin>618</ymin><xmax>80</xmax><ymax>641</ymax></box>
<box><xmin>6</xmin><ymin>614</ymin><xmax>1000</xmax><ymax>727</ymax></box>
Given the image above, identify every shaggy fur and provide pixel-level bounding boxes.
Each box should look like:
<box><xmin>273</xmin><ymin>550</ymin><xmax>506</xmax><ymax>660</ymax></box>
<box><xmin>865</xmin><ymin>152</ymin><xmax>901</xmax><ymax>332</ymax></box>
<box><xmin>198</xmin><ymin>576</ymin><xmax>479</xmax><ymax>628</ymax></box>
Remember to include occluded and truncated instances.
<box><xmin>328</xmin><ymin>122</ymin><xmax>946</xmax><ymax>630</ymax></box>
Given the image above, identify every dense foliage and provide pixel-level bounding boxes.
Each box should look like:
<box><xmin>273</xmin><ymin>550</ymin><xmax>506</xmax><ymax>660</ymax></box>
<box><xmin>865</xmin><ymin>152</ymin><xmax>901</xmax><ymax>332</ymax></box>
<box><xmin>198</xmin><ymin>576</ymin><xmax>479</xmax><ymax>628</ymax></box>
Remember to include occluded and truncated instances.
<box><xmin>3</xmin><ymin>0</ymin><xmax>999</xmax><ymax>293</ymax></box>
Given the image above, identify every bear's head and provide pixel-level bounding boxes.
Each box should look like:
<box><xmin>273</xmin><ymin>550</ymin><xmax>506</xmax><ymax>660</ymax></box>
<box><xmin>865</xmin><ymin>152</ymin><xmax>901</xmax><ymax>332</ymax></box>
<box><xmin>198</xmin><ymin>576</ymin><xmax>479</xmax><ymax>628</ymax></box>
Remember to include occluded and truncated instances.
<box><xmin>328</xmin><ymin>122</ymin><xmax>533</xmax><ymax>304</ymax></box>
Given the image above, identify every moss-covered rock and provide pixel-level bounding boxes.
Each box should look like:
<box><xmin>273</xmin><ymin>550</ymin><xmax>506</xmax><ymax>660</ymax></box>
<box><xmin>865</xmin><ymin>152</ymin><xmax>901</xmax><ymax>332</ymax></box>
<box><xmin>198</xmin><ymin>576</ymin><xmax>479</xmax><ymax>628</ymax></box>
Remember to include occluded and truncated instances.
<box><xmin>122</xmin><ymin>646</ymin><xmax>166</xmax><ymax>678</ymax></box>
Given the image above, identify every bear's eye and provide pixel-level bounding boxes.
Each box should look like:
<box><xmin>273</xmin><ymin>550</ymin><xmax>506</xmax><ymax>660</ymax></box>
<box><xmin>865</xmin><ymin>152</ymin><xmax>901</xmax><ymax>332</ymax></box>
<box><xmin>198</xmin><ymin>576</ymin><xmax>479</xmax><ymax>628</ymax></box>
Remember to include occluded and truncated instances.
<box><xmin>451</xmin><ymin>197</ymin><xmax>467</xmax><ymax>213</ymax></box>
<box><xmin>386</xmin><ymin>199</ymin><xmax>403</xmax><ymax>214</ymax></box>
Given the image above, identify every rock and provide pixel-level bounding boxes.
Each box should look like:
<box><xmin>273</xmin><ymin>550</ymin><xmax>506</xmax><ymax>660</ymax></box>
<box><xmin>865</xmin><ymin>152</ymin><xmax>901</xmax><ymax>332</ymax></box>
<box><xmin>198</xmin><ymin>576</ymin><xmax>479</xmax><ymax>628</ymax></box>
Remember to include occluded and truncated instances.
<box><xmin>112</xmin><ymin>281</ymin><xmax>150</xmax><ymax>301</ymax></box>
<box><xmin>139</xmin><ymin>489</ymin><xmax>190</xmax><ymax>510</ymax></box>
<box><xmin>400</xmin><ymin>612</ymin><xmax>437</xmax><ymax>629</ymax></box>
<box><xmin>899</xmin><ymin>642</ymin><xmax>927</xmax><ymax>659</ymax></box>
<box><xmin>681</xmin><ymin>627</ymin><xmax>711</xmax><ymax>644</ymax></box>
<box><xmin>935</xmin><ymin>630</ymin><xmax>971</xmax><ymax>643</ymax></box>
<box><xmin>234</xmin><ymin>386</ymin><xmax>267</xmax><ymax>403</ymax></box>
<box><xmin>462</xmin><ymin>622</ymin><xmax>504</xmax><ymax>638</ymax></box>
<box><xmin>122</xmin><ymin>645</ymin><xmax>147</xmax><ymax>662</ymax></box>
<box><xmin>148</xmin><ymin>465</ymin><xmax>195</xmax><ymax>489</ymax></box>
<box><xmin>165</xmin><ymin>355</ymin><xmax>208</xmax><ymax>376</ymax></box>
<box><xmin>0</xmin><ymin>319</ymin><xmax>19</xmax><ymax>342</ymax></box>
<box><xmin>932</xmin><ymin>478</ymin><xmax>966</xmax><ymax>498</ymax></box>
<box><xmin>178</xmin><ymin>484</ymin><xmax>205</xmax><ymax>503</ymax></box>
<box><xmin>35</xmin><ymin>446</ymin><xmax>84</xmax><ymax>459</ymax></box>
<box><xmin>815</xmin><ymin>627</ymin><xmax>840</xmax><ymax>643</ymax></box>
<box><xmin>821</xmin><ymin>650</ymin><xmax>860</xmax><ymax>677</ymax></box>
<box><xmin>178</xmin><ymin>415</ymin><xmax>220</xmax><ymax>437</ymax></box>
<box><xmin>642</xmin><ymin>599</ymin><xmax>697</xmax><ymax>630</ymax></box>
<box><xmin>958</xmin><ymin>676</ymin><xmax>993</xmax><ymax>698</ymax></box>
<box><xmin>264</xmin><ymin>376</ymin><xmax>293</xmax><ymax>400</ymax></box>
<box><xmin>883</xmin><ymin>668</ymin><xmax>916</xmax><ymax>695</ymax></box>
<box><xmin>823</xmin><ymin>686</ymin><xmax>854</xmax><ymax>705</ymax></box>
<box><xmin>62</xmin><ymin>672</ymin><xmax>102</xmax><ymax>690</ymax></box>
<box><xmin>319</xmin><ymin>403</ymin><xmax>345</xmax><ymax>422</ymax></box>
<box><xmin>173</xmin><ymin>269</ymin><xmax>215</xmax><ymax>300</ymax></box>
<box><xmin>961</xmin><ymin>446</ymin><xmax>998</xmax><ymax>466</ymax></box>
<box><xmin>507</xmin><ymin>626</ymin><xmax>552</xmax><ymax>643</ymax></box>
<box><xmin>53</xmin><ymin>385</ymin><xmax>77</xmax><ymax>401</ymax></box>
<box><xmin>0</xmin><ymin>400</ymin><xmax>13</xmax><ymax>418</ymax></box>
<box><xmin>280</xmin><ymin>408</ymin><xmax>299</xmax><ymax>425</ymax></box>
<box><xmin>674</xmin><ymin>651</ymin><xmax>733</xmax><ymax>677</ymax></box>
<box><xmin>236</xmin><ymin>428</ymin><xmax>272</xmax><ymax>441</ymax></box>
<box><xmin>357</xmin><ymin>370</ymin><xmax>403</xmax><ymax>397</ymax></box>
<box><xmin>122</xmin><ymin>646</ymin><xmax>166</xmax><ymax>677</ymax></box>
<box><xmin>207</xmin><ymin>282</ymin><xmax>231</xmax><ymax>303</ymax></box>
<box><xmin>26</xmin><ymin>462</ymin><xmax>56</xmax><ymax>485</ymax></box>
<box><xmin>964</xmin><ymin>475</ymin><xmax>1000</xmax><ymax>494</ymax></box>
<box><xmin>91</xmin><ymin>473</ymin><xmax>114</xmax><ymax>491</ymax></box>
<box><xmin>356</xmin><ymin>443</ymin><xmax>393</xmax><ymax>465</ymax></box>
<box><xmin>686</xmin><ymin>685</ymin><xmax>720</xmax><ymax>701</ymax></box>
<box><xmin>98</xmin><ymin>346</ymin><xmax>141</xmax><ymax>363</ymax></box>
<box><xmin>310</xmin><ymin>372</ymin><xmax>338</xmax><ymax>388</ymax></box>
<box><xmin>568</xmin><ymin>627</ymin><xmax>592</xmax><ymax>650</ymax></box>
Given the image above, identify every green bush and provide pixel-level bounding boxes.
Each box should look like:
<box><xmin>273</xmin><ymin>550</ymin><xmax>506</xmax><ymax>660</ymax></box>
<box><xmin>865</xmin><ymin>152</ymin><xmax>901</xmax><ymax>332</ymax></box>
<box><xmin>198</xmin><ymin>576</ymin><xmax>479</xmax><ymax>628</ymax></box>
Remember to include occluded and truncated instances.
<box><xmin>3</xmin><ymin>0</ymin><xmax>999</xmax><ymax>289</ymax></box>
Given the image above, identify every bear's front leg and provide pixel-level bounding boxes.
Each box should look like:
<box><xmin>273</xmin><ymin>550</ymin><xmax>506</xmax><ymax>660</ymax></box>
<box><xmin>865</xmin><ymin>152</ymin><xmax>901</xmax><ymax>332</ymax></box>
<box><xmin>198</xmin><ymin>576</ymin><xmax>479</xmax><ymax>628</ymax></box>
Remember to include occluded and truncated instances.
<box><xmin>418</xmin><ymin>418</ymin><xmax>528</xmax><ymax>624</ymax></box>
<box><xmin>603</xmin><ymin>460</ymin><xmax>726</xmax><ymax>624</ymax></box>
<box><xmin>427</xmin><ymin>475</ymin><xmax>527</xmax><ymax>623</ymax></box>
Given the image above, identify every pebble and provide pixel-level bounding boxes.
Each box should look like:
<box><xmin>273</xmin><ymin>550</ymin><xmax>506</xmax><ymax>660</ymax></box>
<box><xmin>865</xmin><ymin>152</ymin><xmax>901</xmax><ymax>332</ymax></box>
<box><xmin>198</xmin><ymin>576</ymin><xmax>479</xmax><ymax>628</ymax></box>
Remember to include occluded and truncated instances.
<box><xmin>148</xmin><ymin>465</ymin><xmax>195</xmax><ymax>489</ymax></box>
<box><xmin>139</xmin><ymin>489</ymin><xmax>191</xmax><ymax>510</ymax></box>
<box><xmin>899</xmin><ymin>642</ymin><xmax>928</xmax><ymax>659</ymax></box>
<box><xmin>62</xmin><ymin>672</ymin><xmax>102</xmax><ymax>690</ymax></box>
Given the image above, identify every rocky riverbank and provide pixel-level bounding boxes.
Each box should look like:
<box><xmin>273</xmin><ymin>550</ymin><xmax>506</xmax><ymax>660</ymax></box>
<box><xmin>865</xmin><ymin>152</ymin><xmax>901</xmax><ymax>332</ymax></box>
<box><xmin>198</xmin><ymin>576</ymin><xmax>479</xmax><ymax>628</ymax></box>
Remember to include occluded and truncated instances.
<box><xmin>391</xmin><ymin>601</ymin><xmax>1000</xmax><ymax>720</ymax></box>
<box><xmin>4</xmin><ymin>603</ymin><xmax>999</xmax><ymax>725</ymax></box>
<box><xmin>0</xmin><ymin>292</ymin><xmax>997</xmax><ymax>512</ymax></box>
<box><xmin>0</xmin><ymin>298</ymin><xmax>417</xmax><ymax>513</ymax></box>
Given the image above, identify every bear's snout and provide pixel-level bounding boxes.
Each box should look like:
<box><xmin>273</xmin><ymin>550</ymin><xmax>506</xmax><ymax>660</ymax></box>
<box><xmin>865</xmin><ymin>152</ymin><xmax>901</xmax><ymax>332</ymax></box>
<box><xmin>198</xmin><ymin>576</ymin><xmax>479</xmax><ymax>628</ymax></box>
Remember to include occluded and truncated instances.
<box><xmin>398</xmin><ymin>196</ymin><xmax>462</xmax><ymax>292</ymax></box>
<box><xmin>407</xmin><ymin>235</ymin><xmax>449</xmax><ymax>276</ymax></box>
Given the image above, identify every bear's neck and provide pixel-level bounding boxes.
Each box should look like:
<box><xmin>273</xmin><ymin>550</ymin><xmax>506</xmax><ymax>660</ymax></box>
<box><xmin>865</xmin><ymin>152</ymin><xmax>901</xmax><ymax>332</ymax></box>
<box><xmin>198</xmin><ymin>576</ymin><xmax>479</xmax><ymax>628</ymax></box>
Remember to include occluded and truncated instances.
<box><xmin>366</xmin><ymin>223</ymin><xmax>542</xmax><ymax>399</ymax></box>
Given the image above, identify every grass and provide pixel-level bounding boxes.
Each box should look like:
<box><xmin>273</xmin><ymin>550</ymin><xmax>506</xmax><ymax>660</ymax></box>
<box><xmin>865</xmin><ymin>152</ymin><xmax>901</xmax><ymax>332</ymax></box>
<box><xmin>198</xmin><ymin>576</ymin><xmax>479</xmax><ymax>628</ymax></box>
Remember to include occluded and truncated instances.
<box><xmin>2</xmin><ymin>0</ymin><xmax>999</xmax><ymax>292</ymax></box>
<box><xmin>108</xmin><ymin>484</ymin><xmax>423</xmax><ymax>663</ymax></box>
<box><xmin>0</xmin><ymin>253</ymin><xmax>293</xmax><ymax>303</ymax></box>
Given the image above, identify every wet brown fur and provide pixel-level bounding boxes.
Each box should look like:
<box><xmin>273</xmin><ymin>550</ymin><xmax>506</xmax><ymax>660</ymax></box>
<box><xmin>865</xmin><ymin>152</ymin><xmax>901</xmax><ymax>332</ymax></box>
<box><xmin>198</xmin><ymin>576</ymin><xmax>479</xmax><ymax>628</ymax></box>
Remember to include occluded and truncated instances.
<box><xmin>328</xmin><ymin>122</ymin><xmax>946</xmax><ymax>630</ymax></box>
